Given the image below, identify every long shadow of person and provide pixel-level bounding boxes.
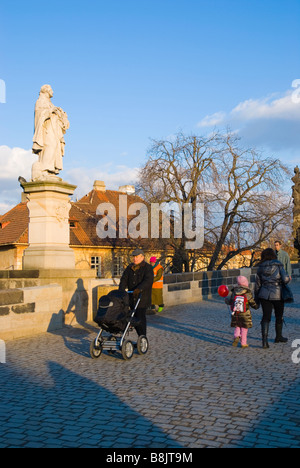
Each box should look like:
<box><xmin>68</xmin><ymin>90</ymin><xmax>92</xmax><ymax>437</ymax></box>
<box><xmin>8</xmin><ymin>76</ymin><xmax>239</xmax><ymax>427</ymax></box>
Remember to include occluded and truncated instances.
<box><xmin>0</xmin><ymin>360</ymin><xmax>183</xmax><ymax>448</ymax></box>
<box><xmin>49</xmin><ymin>279</ymin><xmax>98</xmax><ymax>357</ymax></box>
<box><xmin>65</xmin><ymin>278</ymin><xmax>90</xmax><ymax>327</ymax></box>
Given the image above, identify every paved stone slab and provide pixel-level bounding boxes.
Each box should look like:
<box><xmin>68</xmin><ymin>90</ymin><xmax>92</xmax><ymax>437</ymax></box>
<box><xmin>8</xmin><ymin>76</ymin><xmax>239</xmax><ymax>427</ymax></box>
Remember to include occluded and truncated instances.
<box><xmin>0</xmin><ymin>285</ymin><xmax>299</xmax><ymax>448</ymax></box>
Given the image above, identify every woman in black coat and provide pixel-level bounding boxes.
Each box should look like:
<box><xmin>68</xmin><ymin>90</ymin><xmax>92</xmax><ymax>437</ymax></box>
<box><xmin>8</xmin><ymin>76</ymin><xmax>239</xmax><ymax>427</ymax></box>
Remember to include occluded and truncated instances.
<box><xmin>255</xmin><ymin>248</ymin><xmax>290</xmax><ymax>349</ymax></box>
<box><xmin>119</xmin><ymin>249</ymin><xmax>154</xmax><ymax>337</ymax></box>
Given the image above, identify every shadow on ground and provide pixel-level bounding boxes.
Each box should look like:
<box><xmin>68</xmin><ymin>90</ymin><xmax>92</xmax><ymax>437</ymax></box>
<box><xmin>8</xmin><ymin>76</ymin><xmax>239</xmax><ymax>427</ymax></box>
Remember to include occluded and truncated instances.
<box><xmin>0</xmin><ymin>361</ymin><xmax>182</xmax><ymax>448</ymax></box>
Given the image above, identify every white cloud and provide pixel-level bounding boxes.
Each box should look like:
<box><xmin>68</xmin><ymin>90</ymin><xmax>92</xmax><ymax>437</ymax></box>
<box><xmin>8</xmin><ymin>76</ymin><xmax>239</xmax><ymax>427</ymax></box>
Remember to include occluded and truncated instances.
<box><xmin>197</xmin><ymin>111</ymin><xmax>226</xmax><ymax>128</ymax></box>
<box><xmin>65</xmin><ymin>164</ymin><xmax>140</xmax><ymax>199</ymax></box>
<box><xmin>198</xmin><ymin>91</ymin><xmax>300</xmax><ymax>127</ymax></box>
<box><xmin>0</xmin><ymin>146</ymin><xmax>140</xmax><ymax>213</ymax></box>
<box><xmin>197</xmin><ymin>89</ymin><xmax>300</xmax><ymax>156</ymax></box>
<box><xmin>230</xmin><ymin>92</ymin><xmax>300</xmax><ymax>121</ymax></box>
<box><xmin>0</xmin><ymin>146</ymin><xmax>36</xmax><ymax>214</ymax></box>
<box><xmin>0</xmin><ymin>201</ymin><xmax>15</xmax><ymax>214</ymax></box>
<box><xmin>0</xmin><ymin>146</ymin><xmax>35</xmax><ymax>181</ymax></box>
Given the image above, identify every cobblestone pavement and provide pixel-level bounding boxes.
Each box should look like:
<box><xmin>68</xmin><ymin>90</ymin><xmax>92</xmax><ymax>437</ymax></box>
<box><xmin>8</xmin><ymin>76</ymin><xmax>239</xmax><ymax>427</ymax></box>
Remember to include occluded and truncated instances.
<box><xmin>0</xmin><ymin>284</ymin><xmax>300</xmax><ymax>448</ymax></box>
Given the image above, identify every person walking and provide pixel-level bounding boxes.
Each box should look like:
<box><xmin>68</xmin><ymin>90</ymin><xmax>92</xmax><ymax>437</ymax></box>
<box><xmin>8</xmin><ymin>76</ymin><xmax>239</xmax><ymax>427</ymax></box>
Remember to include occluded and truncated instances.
<box><xmin>119</xmin><ymin>249</ymin><xmax>154</xmax><ymax>337</ymax></box>
<box><xmin>150</xmin><ymin>257</ymin><xmax>164</xmax><ymax>313</ymax></box>
<box><xmin>255</xmin><ymin>248</ymin><xmax>290</xmax><ymax>349</ymax></box>
<box><xmin>225</xmin><ymin>276</ymin><xmax>259</xmax><ymax>348</ymax></box>
<box><xmin>274</xmin><ymin>241</ymin><xmax>292</xmax><ymax>280</ymax></box>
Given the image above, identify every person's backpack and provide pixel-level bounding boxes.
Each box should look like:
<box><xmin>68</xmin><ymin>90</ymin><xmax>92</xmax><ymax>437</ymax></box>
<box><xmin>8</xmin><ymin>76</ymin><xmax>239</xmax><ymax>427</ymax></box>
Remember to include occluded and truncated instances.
<box><xmin>231</xmin><ymin>295</ymin><xmax>248</xmax><ymax>314</ymax></box>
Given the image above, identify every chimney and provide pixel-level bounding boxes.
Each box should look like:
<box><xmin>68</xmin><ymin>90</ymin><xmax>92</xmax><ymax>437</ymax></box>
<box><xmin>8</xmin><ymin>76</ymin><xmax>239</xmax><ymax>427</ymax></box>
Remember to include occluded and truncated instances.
<box><xmin>93</xmin><ymin>180</ymin><xmax>106</xmax><ymax>192</ymax></box>
<box><xmin>119</xmin><ymin>185</ymin><xmax>135</xmax><ymax>195</ymax></box>
<box><xmin>21</xmin><ymin>192</ymin><xmax>28</xmax><ymax>203</ymax></box>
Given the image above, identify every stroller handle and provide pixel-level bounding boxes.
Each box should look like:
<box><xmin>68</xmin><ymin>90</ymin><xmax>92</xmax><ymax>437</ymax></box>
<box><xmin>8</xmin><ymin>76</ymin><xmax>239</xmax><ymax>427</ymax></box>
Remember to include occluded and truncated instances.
<box><xmin>127</xmin><ymin>290</ymin><xmax>142</xmax><ymax>305</ymax></box>
<box><xmin>127</xmin><ymin>290</ymin><xmax>142</xmax><ymax>296</ymax></box>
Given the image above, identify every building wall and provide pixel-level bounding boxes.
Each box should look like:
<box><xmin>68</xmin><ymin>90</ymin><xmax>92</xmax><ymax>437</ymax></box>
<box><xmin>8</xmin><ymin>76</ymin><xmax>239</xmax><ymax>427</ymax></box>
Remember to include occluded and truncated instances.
<box><xmin>0</xmin><ymin>241</ymin><xmax>255</xmax><ymax>276</ymax></box>
<box><xmin>72</xmin><ymin>247</ymin><xmax>162</xmax><ymax>278</ymax></box>
<box><xmin>0</xmin><ymin>246</ymin><xmax>27</xmax><ymax>271</ymax></box>
<box><xmin>1</xmin><ymin>245</ymin><xmax>134</xmax><ymax>278</ymax></box>
<box><xmin>0</xmin><ymin>247</ymin><xmax>15</xmax><ymax>270</ymax></box>
<box><xmin>73</xmin><ymin>247</ymin><xmax>114</xmax><ymax>278</ymax></box>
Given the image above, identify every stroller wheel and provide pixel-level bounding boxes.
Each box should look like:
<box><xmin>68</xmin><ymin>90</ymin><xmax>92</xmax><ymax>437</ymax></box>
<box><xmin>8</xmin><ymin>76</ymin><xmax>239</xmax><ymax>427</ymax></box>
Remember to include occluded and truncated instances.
<box><xmin>137</xmin><ymin>335</ymin><xmax>149</xmax><ymax>355</ymax></box>
<box><xmin>90</xmin><ymin>340</ymin><xmax>103</xmax><ymax>359</ymax></box>
<box><xmin>121</xmin><ymin>340</ymin><xmax>134</xmax><ymax>360</ymax></box>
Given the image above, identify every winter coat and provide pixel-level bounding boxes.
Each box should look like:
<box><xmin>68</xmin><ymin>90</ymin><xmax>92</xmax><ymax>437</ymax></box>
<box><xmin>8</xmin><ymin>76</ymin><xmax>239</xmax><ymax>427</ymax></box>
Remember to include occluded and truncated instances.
<box><xmin>152</xmin><ymin>263</ymin><xmax>164</xmax><ymax>306</ymax></box>
<box><xmin>276</xmin><ymin>249</ymin><xmax>292</xmax><ymax>277</ymax></box>
<box><xmin>226</xmin><ymin>286</ymin><xmax>259</xmax><ymax>329</ymax></box>
<box><xmin>255</xmin><ymin>260</ymin><xmax>290</xmax><ymax>302</ymax></box>
<box><xmin>119</xmin><ymin>261</ymin><xmax>154</xmax><ymax>309</ymax></box>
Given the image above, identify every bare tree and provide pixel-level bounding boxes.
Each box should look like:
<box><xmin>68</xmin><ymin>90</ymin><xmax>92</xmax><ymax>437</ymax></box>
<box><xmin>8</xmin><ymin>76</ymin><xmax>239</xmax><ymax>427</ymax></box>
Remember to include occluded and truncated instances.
<box><xmin>205</xmin><ymin>133</ymin><xmax>292</xmax><ymax>269</ymax></box>
<box><xmin>137</xmin><ymin>132</ymin><xmax>221</xmax><ymax>271</ymax></box>
<box><xmin>138</xmin><ymin>132</ymin><xmax>220</xmax><ymax>203</ymax></box>
<box><xmin>137</xmin><ymin>130</ymin><xmax>292</xmax><ymax>271</ymax></box>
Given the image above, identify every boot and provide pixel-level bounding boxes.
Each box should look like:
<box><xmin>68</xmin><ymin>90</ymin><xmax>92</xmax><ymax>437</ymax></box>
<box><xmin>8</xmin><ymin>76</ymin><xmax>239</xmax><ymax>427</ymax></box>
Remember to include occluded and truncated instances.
<box><xmin>261</xmin><ymin>321</ymin><xmax>270</xmax><ymax>349</ymax></box>
<box><xmin>275</xmin><ymin>322</ymin><xmax>288</xmax><ymax>343</ymax></box>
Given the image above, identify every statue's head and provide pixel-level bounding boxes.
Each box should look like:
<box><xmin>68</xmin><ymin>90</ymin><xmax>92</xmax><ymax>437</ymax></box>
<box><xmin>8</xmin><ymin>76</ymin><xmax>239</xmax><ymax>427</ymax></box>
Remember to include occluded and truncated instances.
<box><xmin>40</xmin><ymin>84</ymin><xmax>53</xmax><ymax>98</ymax></box>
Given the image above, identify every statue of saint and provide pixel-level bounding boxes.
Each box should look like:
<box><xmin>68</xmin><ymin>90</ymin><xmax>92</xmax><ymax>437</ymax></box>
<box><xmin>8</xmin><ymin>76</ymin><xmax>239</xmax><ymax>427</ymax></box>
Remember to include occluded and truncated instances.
<box><xmin>292</xmin><ymin>166</ymin><xmax>300</xmax><ymax>214</ymax></box>
<box><xmin>32</xmin><ymin>84</ymin><xmax>69</xmax><ymax>181</ymax></box>
<box><xmin>292</xmin><ymin>166</ymin><xmax>300</xmax><ymax>259</ymax></box>
<box><xmin>292</xmin><ymin>165</ymin><xmax>300</xmax><ymax>186</ymax></box>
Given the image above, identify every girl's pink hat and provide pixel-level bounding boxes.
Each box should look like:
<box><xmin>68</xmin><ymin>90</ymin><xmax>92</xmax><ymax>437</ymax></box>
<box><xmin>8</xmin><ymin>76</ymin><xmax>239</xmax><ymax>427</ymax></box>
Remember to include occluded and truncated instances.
<box><xmin>237</xmin><ymin>276</ymin><xmax>249</xmax><ymax>287</ymax></box>
<box><xmin>150</xmin><ymin>256</ymin><xmax>157</xmax><ymax>263</ymax></box>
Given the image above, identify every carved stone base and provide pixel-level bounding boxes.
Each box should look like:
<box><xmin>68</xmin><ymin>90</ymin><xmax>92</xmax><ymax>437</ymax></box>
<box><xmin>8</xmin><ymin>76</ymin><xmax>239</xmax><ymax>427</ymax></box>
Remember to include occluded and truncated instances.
<box><xmin>23</xmin><ymin>246</ymin><xmax>76</xmax><ymax>270</ymax></box>
<box><xmin>22</xmin><ymin>180</ymin><xmax>77</xmax><ymax>270</ymax></box>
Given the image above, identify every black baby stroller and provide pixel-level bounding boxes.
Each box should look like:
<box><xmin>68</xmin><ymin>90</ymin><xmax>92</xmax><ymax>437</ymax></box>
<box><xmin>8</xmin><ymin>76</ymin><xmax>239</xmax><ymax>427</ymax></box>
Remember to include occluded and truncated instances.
<box><xmin>90</xmin><ymin>290</ymin><xmax>149</xmax><ymax>361</ymax></box>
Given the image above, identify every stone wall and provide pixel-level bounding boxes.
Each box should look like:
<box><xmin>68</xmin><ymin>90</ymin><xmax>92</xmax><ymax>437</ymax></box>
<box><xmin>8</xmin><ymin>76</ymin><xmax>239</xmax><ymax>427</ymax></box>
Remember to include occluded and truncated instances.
<box><xmin>291</xmin><ymin>263</ymin><xmax>300</xmax><ymax>281</ymax></box>
<box><xmin>0</xmin><ymin>269</ymin><xmax>102</xmax><ymax>340</ymax></box>
<box><xmin>163</xmin><ymin>268</ymin><xmax>244</xmax><ymax>307</ymax></box>
<box><xmin>0</xmin><ymin>269</ymin><xmax>99</xmax><ymax>326</ymax></box>
<box><xmin>162</xmin><ymin>263</ymin><xmax>300</xmax><ymax>307</ymax></box>
<box><xmin>95</xmin><ymin>268</ymin><xmax>251</xmax><ymax>312</ymax></box>
<box><xmin>1</xmin><ymin>264</ymin><xmax>298</xmax><ymax>340</ymax></box>
<box><xmin>0</xmin><ymin>284</ymin><xmax>62</xmax><ymax>340</ymax></box>
<box><xmin>94</xmin><ymin>264</ymin><xmax>300</xmax><ymax>320</ymax></box>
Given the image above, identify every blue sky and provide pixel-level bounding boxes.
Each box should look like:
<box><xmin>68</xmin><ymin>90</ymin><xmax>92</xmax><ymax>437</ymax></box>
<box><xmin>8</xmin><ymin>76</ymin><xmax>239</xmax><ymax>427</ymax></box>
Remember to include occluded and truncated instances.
<box><xmin>0</xmin><ymin>0</ymin><xmax>300</xmax><ymax>212</ymax></box>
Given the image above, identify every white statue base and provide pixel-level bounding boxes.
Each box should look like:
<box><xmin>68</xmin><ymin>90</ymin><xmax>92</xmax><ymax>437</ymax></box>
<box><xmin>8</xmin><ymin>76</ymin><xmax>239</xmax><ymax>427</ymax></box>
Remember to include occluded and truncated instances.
<box><xmin>22</xmin><ymin>180</ymin><xmax>77</xmax><ymax>270</ymax></box>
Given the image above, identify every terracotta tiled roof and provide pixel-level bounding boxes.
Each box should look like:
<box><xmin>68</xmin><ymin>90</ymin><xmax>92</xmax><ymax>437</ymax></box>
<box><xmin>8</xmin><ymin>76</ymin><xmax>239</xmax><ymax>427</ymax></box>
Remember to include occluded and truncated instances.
<box><xmin>0</xmin><ymin>189</ymin><xmax>160</xmax><ymax>250</ymax></box>
<box><xmin>69</xmin><ymin>189</ymin><xmax>154</xmax><ymax>249</ymax></box>
<box><xmin>0</xmin><ymin>202</ymin><xmax>29</xmax><ymax>245</ymax></box>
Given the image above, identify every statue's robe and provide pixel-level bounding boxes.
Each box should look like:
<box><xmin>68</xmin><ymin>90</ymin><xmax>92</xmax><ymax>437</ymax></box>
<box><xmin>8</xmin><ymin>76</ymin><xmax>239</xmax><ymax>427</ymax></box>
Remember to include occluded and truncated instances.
<box><xmin>32</xmin><ymin>95</ymin><xmax>68</xmax><ymax>174</ymax></box>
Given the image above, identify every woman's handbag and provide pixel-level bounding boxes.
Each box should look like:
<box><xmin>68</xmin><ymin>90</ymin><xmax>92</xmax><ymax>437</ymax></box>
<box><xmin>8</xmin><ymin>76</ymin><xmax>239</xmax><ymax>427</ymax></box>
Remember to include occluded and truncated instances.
<box><xmin>282</xmin><ymin>283</ymin><xmax>294</xmax><ymax>303</ymax></box>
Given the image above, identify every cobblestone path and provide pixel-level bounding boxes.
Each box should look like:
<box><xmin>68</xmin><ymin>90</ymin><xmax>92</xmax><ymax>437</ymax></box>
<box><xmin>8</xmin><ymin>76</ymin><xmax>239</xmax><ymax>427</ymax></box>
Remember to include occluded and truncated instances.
<box><xmin>0</xmin><ymin>285</ymin><xmax>299</xmax><ymax>448</ymax></box>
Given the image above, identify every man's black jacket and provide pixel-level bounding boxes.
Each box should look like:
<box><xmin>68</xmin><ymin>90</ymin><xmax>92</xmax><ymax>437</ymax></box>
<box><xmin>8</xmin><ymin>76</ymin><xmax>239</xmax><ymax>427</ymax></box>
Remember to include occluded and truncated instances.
<box><xmin>119</xmin><ymin>261</ymin><xmax>154</xmax><ymax>309</ymax></box>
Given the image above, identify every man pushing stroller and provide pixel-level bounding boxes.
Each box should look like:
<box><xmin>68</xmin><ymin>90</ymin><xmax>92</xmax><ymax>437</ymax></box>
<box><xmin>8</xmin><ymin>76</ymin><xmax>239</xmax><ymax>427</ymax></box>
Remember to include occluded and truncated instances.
<box><xmin>119</xmin><ymin>249</ymin><xmax>154</xmax><ymax>337</ymax></box>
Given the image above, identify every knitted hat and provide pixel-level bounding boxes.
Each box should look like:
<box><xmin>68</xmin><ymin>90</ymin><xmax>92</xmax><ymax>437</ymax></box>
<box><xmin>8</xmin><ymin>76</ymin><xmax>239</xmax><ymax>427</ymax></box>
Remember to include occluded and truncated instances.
<box><xmin>237</xmin><ymin>276</ymin><xmax>249</xmax><ymax>287</ymax></box>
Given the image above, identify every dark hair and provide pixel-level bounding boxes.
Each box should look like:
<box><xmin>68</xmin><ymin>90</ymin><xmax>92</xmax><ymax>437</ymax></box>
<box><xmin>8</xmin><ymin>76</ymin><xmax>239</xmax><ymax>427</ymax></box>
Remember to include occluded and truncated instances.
<box><xmin>259</xmin><ymin>248</ymin><xmax>277</xmax><ymax>263</ymax></box>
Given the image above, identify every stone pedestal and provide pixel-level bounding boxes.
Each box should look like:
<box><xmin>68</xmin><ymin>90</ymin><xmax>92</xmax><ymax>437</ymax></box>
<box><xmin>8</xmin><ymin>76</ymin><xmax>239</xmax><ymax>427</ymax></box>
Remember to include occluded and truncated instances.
<box><xmin>295</xmin><ymin>229</ymin><xmax>300</xmax><ymax>261</ymax></box>
<box><xmin>22</xmin><ymin>180</ymin><xmax>77</xmax><ymax>270</ymax></box>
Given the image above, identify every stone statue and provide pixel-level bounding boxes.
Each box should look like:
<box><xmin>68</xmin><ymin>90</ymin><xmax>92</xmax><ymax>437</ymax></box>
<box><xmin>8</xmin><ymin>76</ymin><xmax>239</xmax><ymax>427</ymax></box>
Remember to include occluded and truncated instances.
<box><xmin>32</xmin><ymin>84</ymin><xmax>69</xmax><ymax>181</ymax></box>
<box><xmin>292</xmin><ymin>166</ymin><xmax>300</xmax><ymax>259</ymax></box>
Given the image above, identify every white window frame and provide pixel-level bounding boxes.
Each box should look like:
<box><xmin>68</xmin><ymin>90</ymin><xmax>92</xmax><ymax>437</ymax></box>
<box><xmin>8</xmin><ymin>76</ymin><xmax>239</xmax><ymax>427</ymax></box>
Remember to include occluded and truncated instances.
<box><xmin>91</xmin><ymin>256</ymin><xmax>102</xmax><ymax>278</ymax></box>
